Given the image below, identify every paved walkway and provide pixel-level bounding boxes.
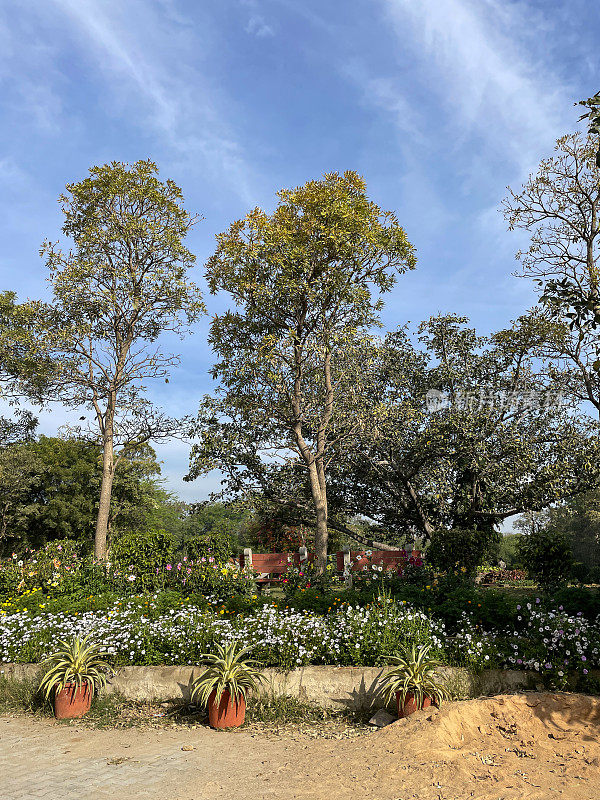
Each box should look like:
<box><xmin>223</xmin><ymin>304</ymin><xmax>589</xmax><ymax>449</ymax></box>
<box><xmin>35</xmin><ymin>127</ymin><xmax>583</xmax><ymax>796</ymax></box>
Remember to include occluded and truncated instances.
<box><xmin>0</xmin><ymin>716</ymin><xmax>199</xmax><ymax>799</ymax></box>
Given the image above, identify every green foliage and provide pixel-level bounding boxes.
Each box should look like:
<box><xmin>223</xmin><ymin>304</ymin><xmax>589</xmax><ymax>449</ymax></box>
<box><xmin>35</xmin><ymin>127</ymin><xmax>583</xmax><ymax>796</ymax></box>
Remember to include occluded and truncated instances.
<box><xmin>33</xmin><ymin>159</ymin><xmax>205</xmax><ymax>559</ymax></box>
<box><xmin>328</xmin><ymin>314</ymin><xmax>600</xmax><ymax>544</ymax></box>
<box><xmin>427</xmin><ymin>528</ymin><xmax>501</xmax><ymax>579</ymax></box>
<box><xmin>190</xmin><ymin>641</ymin><xmax>266</xmax><ymax>705</ymax></box>
<box><xmin>498</xmin><ymin>534</ymin><xmax>523</xmax><ymax>569</ymax></box>
<box><xmin>189</xmin><ymin>171</ymin><xmax>416</xmax><ymax>569</ymax></box>
<box><xmin>110</xmin><ymin>529</ymin><xmax>175</xmax><ymax>589</ymax></box>
<box><xmin>0</xmin><ymin>290</ymin><xmax>54</xmax><ymax>402</ymax></box>
<box><xmin>517</xmin><ymin>527</ymin><xmax>573</xmax><ymax>593</ymax></box>
<box><xmin>246</xmin><ymin>692</ymin><xmax>349</xmax><ymax>724</ymax></box>
<box><xmin>179</xmin><ymin>503</ymin><xmax>248</xmax><ymax>563</ymax></box>
<box><xmin>0</xmin><ymin>675</ymin><xmax>47</xmax><ymax>715</ymax></box>
<box><xmin>0</xmin><ymin>436</ymin><xmax>164</xmax><ymax>553</ymax></box>
<box><xmin>246</xmin><ymin>510</ymin><xmax>312</xmax><ymax>553</ymax></box>
<box><xmin>182</xmin><ymin>532</ymin><xmax>236</xmax><ymax>565</ymax></box>
<box><xmin>39</xmin><ymin>635</ymin><xmax>112</xmax><ymax>699</ymax></box>
<box><xmin>376</xmin><ymin>643</ymin><xmax>452</xmax><ymax>707</ymax></box>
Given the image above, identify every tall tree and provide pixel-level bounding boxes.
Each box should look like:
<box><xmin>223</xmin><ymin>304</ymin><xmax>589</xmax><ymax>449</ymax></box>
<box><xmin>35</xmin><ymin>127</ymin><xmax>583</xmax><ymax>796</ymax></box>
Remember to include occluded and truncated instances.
<box><xmin>36</xmin><ymin>161</ymin><xmax>204</xmax><ymax>559</ymax></box>
<box><xmin>503</xmin><ymin>133</ymin><xmax>600</xmax><ymax>412</ymax></box>
<box><xmin>187</xmin><ymin>171</ymin><xmax>415</xmax><ymax>571</ymax></box>
<box><xmin>326</xmin><ymin>314</ymin><xmax>600</xmax><ymax>543</ymax></box>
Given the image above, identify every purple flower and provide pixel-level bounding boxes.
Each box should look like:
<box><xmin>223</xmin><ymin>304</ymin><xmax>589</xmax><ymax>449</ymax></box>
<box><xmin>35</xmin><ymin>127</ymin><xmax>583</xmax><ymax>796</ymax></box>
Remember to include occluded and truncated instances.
<box><xmin>584</xmin><ymin>669</ymin><xmax>589</xmax><ymax>675</ymax></box>
<box><xmin>535</xmin><ymin>598</ymin><xmax>541</xmax><ymax>604</ymax></box>
<box><xmin>582</xmin><ymin>655</ymin><xmax>587</xmax><ymax>662</ymax></box>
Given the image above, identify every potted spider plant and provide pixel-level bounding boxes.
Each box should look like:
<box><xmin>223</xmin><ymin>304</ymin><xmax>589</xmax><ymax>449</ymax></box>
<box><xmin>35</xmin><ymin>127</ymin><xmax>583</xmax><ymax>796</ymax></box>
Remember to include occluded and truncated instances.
<box><xmin>190</xmin><ymin>641</ymin><xmax>266</xmax><ymax>729</ymax></box>
<box><xmin>39</xmin><ymin>635</ymin><xmax>113</xmax><ymax>719</ymax></box>
<box><xmin>377</xmin><ymin>642</ymin><xmax>451</xmax><ymax>718</ymax></box>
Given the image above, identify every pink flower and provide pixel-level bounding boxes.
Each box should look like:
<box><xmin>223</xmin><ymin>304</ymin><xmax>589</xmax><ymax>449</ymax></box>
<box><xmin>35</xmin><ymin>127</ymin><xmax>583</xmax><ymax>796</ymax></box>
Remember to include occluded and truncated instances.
<box><xmin>166</xmin><ymin>564</ymin><xmax>172</xmax><ymax>571</ymax></box>
<box><xmin>177</xmin><ymin>563</ymin><xmax>182</xmax><ymax>571</ymax></box>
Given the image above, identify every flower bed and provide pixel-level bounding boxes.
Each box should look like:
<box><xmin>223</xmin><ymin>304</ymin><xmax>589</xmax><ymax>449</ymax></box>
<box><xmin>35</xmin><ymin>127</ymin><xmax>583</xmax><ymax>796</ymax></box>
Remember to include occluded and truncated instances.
<box><xmin>1</xmin><ymin>593</ymin><xmax>598</xmax><ymax>688</ymax></box>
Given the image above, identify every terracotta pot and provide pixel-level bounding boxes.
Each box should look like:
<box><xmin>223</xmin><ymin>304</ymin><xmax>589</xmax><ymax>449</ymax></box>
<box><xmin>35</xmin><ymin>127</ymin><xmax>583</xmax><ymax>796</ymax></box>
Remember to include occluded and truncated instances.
<box><xmin>54</xmin><ymin>681</ymin><xmax>93</xmax><ymax>719</ymax></box>
<box><xmin>396</xmin><ymin>691</ymin><xmax>432</xmax><ymax>718</ymax></box>
<box><xmin>208</xmin><ymin>689</ymin><xmax>246</xmax><ymax>729</ymax></box>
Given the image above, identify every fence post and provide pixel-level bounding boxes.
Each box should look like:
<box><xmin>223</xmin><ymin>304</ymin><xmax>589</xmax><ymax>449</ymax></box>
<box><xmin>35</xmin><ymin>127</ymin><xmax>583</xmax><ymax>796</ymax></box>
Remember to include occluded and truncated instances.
<box><xmin>342</xmin><ymin>545</ymin><xmax>352</xmax><ymax>588</ymax></box>
<box><xmin>298</xmin><ymin>545</ymin><xmax>308</xmax><ymax>563</ymax></box>
<box><xmin>243</xmin><ymin>547</ymin><xmax>253</xmax><ymax>569</ymax></box>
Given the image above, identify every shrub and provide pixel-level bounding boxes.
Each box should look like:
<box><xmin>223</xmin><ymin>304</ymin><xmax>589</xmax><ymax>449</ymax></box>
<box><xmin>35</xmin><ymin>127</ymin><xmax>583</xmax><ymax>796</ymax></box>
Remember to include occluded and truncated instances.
<box><xmin>427</xmin><ymin>528</ymin><xmax>501</xmax><ymax>579</ymax></box>
<box><xmin>110</xmin><ymin>529</ymin><xmax>175</xmax><ymax>591</ymax></box>
<box><xmin>572</xmin><ymin>562</ymin><xmax>591</xmax><ymax>584</ymax></box>
<box><xmin>517</xmin><ymin>527</ymin><xmax>573</xmax><ymax>593</ymax></box>
<box><xmin>181</xmin><ymin>530</ymin><xmax>237</xmax><ymax>565</ymax></box>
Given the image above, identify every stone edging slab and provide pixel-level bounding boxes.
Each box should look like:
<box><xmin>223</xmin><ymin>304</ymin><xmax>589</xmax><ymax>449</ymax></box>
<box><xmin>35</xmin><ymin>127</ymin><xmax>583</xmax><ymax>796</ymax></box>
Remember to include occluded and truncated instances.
<box><xmin>1</xmin><ymin>663</ymin><xmax>541</xmax><ymax>710</ymax></box>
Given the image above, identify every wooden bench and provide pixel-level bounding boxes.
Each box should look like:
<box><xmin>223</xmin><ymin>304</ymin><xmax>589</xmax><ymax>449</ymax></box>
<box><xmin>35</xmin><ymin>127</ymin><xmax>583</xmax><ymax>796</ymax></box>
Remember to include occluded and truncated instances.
<box><xmin>238</xmin><ymin>548</ymin><xmax>311</xmax><ymax>588</ymax></box>
<box><xmin>239</xmin><ymin>547</ymin><xmax>422</xmax><ymax>588</ymax></box>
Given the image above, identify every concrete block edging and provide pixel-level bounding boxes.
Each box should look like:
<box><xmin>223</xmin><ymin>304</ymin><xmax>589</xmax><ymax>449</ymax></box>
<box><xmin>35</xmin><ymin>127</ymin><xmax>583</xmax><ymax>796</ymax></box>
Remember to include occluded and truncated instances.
<box><xmin>0</xmin><ymin>663</ymin><xmax>541</xmax><ymax>711</ymax></box>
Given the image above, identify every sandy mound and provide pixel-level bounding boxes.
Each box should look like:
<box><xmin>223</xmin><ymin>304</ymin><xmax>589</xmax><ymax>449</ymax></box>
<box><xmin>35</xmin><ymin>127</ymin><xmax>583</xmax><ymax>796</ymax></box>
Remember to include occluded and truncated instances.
<box><xmin>266</xmin><ymin>693</ymin><xmax>600</xmax><ymax>800</ymax></box>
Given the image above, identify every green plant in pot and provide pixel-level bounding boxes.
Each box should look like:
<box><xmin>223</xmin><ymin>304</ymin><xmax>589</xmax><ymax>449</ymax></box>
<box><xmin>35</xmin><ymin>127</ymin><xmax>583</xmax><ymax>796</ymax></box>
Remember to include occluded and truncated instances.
<box><xmin>39</xmin><ymin>635</ymin><xmax>113</xmax><ymax>719</ymax></box>
<box><xmin>190</xmin><ymin>641</ymin><xmax>267</xmax><ymax>729</ymax></box>
<box><xmin>377</xmin><ymin>643</ymin><xmax>452</xmax><ymax>718</ymax></box>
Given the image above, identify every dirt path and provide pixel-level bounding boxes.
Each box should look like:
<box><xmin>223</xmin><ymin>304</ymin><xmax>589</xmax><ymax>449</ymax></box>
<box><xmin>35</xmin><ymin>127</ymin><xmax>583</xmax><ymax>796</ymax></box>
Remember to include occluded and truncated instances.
<box><xmin>2</xmin><ymin>694</ymin><xmax>600</xmax><ymax>800</ymax></box>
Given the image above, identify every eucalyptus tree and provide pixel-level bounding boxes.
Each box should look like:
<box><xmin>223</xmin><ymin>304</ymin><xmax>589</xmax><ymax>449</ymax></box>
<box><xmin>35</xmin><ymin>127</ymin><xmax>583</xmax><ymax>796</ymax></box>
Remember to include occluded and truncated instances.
<box><xmin>327</xmin><ymin>314</ymin><xmax>600</xmax><ymax>544</ymax></box>
<box><xmin>187</xmin><ymin>171</ymin><xmax>415</xmax><ymax>571</ymax></box>
<box><xmin>36</xmin><ymin>161</ymin><xmax>204</xmax><ymax>559</ymax></box>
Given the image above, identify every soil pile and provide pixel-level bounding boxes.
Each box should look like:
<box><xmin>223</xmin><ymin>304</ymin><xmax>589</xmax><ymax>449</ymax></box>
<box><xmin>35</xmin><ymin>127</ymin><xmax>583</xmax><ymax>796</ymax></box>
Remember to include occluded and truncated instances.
<box><xmin>270</xmin><ymin>693</ymin><xmax>600</xmax><ymax>800</ymax></box>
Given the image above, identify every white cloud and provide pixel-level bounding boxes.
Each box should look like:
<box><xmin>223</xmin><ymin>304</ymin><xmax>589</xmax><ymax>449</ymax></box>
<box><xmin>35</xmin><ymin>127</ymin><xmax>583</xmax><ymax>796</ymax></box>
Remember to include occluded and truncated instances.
<box><xmin>380</xmin><ymin>0</ymin><xmax>574</xmax><ymax>172</ymax></box>
<box><xmin>52</xmin><ymin>0</ymin><xmax>258</xmax><ymax>203</ymax></box>
<box><xmin>343</xmin><ymin>60</ymin><xmax>422</xmax><ymax>140</ymax></box>
<box><xmin>246</xmin><ymin>14</ymin><xmax>275</xmax><ymax>38</ymax></box>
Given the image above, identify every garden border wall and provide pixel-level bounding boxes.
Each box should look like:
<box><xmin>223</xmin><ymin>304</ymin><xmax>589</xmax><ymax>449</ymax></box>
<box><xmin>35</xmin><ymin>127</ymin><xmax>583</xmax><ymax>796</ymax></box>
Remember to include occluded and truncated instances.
<box><xmin>0</xmin><ymin>663</ymin><xmax>541</xmax><ymax>710</ymax></box>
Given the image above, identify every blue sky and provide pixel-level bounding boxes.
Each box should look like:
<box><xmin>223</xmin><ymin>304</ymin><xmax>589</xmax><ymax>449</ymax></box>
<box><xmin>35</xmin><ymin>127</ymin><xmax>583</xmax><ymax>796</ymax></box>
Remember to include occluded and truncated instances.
<box><xmin>1</xmin><ymin>0</ymin><xmax>598</xmax><ymax>502</ymax></box>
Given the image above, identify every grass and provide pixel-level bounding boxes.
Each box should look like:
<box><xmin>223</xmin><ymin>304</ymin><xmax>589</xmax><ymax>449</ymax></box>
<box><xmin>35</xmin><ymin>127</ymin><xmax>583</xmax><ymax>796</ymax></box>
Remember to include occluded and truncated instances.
<box><xmin>0</xmin><ymin>675</ymin><xmax>137</xmax><ymax>727</ymax></box>
<box><xmin>0</xmin><ymin>675</ymin><xmax>46</xmax><ymax>715</ymax></box>
<box><xmin>245</xmin><ymin>692</ymin><xmax>360</xmax><ymax>724</ymax></box>
<box><xmin>0</xmin><ymin>676</ymin><xmax>369</xmax><ymax>734</ymax></box>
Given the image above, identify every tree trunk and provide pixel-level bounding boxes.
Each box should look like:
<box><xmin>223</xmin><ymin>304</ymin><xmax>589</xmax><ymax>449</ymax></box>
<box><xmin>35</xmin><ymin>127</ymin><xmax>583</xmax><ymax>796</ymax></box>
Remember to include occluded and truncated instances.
<box><xmin>313</xmin><ymin>496</ymin><xmax>328</xmax><ymax>575</ymax></box>
<box><xmin>95</xmin><ymin>425</ymin><xmax>115</xmax><ymax>561</ymax></box>
<box><xmin>306</xmin><ymin>460</ymin><xmax>328</xmax><ymax>574</ymax></box>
